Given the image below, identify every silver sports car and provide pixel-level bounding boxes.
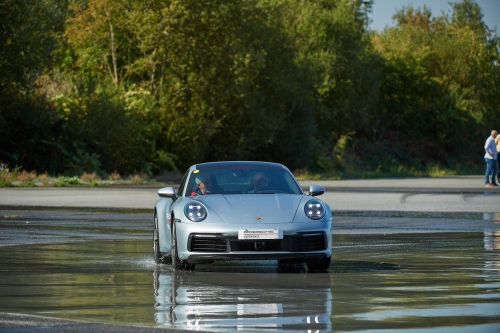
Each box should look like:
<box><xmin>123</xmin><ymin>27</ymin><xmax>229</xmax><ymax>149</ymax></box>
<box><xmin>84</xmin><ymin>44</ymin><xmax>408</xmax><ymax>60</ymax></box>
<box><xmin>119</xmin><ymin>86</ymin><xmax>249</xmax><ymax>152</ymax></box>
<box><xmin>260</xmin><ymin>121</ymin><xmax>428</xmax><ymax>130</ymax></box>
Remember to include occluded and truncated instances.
<box><xmin>153</xmin><ymin>161</ymin><xmax>332</xmax><ymax>271</ymax></box>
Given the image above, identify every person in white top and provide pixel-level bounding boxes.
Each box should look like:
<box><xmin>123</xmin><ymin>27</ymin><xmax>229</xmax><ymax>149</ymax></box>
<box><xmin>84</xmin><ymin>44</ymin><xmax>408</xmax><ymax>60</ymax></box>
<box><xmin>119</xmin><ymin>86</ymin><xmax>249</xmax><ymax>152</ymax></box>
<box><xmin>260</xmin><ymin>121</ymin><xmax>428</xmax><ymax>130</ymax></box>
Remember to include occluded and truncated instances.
<box><xmin>484</xmin><ymin>130</ymin><xmax>498</xmax><ymax>187</ymax></box>
<box><xmin>496</xmin><ymin>133</ymin><xmax>500</xmax><ymax>182</ymax></box>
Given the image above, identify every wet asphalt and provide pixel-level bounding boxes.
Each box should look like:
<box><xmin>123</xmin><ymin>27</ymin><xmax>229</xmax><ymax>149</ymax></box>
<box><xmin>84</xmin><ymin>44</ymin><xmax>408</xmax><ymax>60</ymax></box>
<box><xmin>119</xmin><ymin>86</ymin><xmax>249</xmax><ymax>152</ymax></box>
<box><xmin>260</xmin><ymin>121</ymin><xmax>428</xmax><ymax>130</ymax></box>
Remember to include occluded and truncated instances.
<box><xmin>0</xmin><ymin>312</ymin><xmax>189</xmax><ymax>333</ymax></box>
<box><xmin>1</xmin><ymin>176</ymin><xmax>499</xmax><ymax>211</ymax></box>
<box><xmin>0</xmin><ymin>176</ymin><xmax>500</xmax><ymax>332</ymax></box>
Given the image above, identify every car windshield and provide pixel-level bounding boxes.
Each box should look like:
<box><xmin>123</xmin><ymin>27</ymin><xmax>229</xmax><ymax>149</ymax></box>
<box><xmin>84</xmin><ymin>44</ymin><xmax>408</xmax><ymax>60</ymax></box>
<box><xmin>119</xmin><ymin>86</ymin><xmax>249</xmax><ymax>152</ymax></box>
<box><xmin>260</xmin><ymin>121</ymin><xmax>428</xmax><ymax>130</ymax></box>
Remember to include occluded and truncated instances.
<box><xmin>186</xmin><ymin>165</ymin><xmax>302</xmax><ymax>196</ymax></box>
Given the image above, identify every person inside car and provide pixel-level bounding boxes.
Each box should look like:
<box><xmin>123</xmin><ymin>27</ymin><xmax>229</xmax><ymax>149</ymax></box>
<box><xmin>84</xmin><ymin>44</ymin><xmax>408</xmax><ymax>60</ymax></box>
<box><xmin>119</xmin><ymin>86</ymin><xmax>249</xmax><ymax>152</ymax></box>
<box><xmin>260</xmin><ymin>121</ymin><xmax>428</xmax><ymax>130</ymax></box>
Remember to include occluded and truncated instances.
<box><xmin>191</xmin><ymin>174</ymin><xmax>213</xmax><ymax>195</ymax></box>
<box><xmin>248</xmin><ymin>172</ymin><xmax>269</xmax><ymax>193</ymax></box>
<box><xmin>190</xmin><ymin>174</ymin><xmax>224</xmax><ymax>195</ymax></box>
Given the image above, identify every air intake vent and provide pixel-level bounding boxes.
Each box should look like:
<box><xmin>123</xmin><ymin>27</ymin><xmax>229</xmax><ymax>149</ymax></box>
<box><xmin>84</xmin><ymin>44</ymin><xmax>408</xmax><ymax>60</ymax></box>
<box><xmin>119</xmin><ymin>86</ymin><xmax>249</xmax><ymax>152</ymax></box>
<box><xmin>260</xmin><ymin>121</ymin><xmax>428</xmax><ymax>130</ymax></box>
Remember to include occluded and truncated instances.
<box><xmin>189</xmin><ymin>236</ymin><xmax>228</xmax><ymax>252</ymax></box>
<box><xmin>289</xmin><ymin>234</ymin><xmax>326</xmax><ymax>251</ymax></box>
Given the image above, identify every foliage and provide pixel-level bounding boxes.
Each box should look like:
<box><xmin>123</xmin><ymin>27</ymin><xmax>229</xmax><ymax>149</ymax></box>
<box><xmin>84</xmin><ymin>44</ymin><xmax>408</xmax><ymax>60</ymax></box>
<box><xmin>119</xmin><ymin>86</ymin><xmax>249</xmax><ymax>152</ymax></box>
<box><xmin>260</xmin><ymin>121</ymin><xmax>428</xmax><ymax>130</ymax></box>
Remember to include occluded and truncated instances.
<box><xmin>0</xmin><ymin>0</ymin><xmax>58</xmax><ymax>90</ymax></box>
<box><xmin>0</xmin><ymin>90</ymin><xmax>81</xmax><ymax>174</ymax></box>
<box><xmin>1</xmin><ymin>0</ymin><xmax>498</xmax><ymax>178</ymax></box>
<box><xmin>365</xmin><ymin>0</ymin><xmax>499</xmax><ymax>172</ymax></box>
<box><xmin>0</xmin><ymin>163</ymin><xmax>12</xmax><ymax>187</ymax></box>
<box><xmin>0</xmin><ymin>166</ymin><xmax>175</xmax><ymax>187</ymax></box>
<box><xmin>53</xmin><ymin>176</ymin><xmax>81</xmax><ymax>186</ymax></box>
<box><xmin>0</xmin><ymin>0</ymin><xmax>85</xmax><ymax>176</ymax></box>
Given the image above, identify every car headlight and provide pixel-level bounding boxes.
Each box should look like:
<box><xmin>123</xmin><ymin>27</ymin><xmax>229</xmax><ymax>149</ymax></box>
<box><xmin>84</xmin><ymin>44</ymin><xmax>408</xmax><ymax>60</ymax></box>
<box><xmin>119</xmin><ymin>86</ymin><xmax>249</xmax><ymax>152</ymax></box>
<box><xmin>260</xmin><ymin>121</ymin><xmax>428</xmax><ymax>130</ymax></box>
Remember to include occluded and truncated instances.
<box><xmin>184</xmin><ymin>202</ymin><xmax>207</xmax><ymax>222</ymax></box>
<box><xmin>304</xmin><ymin>199</ymin><xmax>325</xmax><ymax>220</ymax></box>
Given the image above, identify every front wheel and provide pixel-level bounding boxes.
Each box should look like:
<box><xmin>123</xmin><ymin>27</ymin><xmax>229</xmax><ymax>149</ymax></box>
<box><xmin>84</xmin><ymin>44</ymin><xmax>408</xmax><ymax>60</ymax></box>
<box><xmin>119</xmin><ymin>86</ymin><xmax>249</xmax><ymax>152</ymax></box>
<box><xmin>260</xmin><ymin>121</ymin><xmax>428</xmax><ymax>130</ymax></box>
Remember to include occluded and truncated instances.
<box><xmin>306</xmin><ymin>256</ymin><xmax>331</xmax><ymax>272</ymax></box>
<box><xmin>171</xmin><ymin>219</ymin><xmax>195</xmax><ymax>271</ymax></box>
<box><xmin>153</xmin><ymin>212</ymin><xmax>163</xmax><ymax>264</ymax></box>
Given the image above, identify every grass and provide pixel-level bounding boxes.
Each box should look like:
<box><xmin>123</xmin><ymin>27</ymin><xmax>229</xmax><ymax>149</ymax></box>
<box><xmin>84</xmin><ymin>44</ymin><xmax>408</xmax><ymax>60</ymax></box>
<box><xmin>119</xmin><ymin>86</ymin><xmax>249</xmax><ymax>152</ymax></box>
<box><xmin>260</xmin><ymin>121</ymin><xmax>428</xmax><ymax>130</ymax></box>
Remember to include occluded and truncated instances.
<box><xmin>293</xmin><ymin>164</ymin><xmax>483</xmax><ymax>181</ymax></box>
<box><xmin>0</xmin><ymin>163</ymin><xmax>484</xmax><ymax>188</ymax></box>
<box><xmin>0</xmin><ymin>165</ymin><xmax>184</xmax><ymax>188</ymax></box>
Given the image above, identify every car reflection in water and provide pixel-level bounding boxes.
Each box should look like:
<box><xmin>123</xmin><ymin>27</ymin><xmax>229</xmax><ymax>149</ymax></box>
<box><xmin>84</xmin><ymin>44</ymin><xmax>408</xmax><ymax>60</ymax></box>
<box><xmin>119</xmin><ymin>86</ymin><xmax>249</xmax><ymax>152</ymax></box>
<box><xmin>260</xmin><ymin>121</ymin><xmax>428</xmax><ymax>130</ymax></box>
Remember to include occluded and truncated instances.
<box><xmin>153</xmin><ymin>267</ymin><xmax>332</xmax><ymax>332</ymax></box>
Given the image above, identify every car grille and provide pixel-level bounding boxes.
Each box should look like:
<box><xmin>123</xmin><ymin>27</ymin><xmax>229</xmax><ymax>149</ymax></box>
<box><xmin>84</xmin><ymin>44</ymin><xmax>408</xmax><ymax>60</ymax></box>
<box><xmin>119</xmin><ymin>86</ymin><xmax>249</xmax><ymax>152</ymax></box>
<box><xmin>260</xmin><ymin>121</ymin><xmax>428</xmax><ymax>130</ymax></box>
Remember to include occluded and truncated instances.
<box><xmin>188</xmin><ymin>233</ymin><xmax>326</xmax><ymax>252</ymax></box>
<box><xmin>189</xmin><ymin>236</ymin><xmax>228</xmax><ymax>252</ymax></box>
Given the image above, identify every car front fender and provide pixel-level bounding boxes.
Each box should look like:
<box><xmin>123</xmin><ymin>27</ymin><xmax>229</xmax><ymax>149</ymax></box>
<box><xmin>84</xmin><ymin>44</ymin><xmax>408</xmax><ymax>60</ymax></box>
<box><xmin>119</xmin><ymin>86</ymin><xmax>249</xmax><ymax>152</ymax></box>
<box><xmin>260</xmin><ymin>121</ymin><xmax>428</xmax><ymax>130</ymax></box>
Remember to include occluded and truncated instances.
<box><xmin>155</xmin><ymin>197</ymin><xmax>173</xmax><ymax>253</ymax></box>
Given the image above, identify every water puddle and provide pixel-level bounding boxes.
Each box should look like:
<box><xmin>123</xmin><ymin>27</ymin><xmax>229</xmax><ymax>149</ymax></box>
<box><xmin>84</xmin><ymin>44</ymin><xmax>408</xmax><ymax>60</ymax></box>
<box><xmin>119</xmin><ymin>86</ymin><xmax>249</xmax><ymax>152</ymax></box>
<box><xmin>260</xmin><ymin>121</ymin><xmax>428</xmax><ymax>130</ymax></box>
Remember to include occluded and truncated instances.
<box><xmin>332</xmin><ymin>210</ymin><xmax>500</xmax><ymax>235</ymax></box>
<box><xmin>0</xmin><ymin>209</ymin><xmax>499</xmax><ymax>332</ymax></box>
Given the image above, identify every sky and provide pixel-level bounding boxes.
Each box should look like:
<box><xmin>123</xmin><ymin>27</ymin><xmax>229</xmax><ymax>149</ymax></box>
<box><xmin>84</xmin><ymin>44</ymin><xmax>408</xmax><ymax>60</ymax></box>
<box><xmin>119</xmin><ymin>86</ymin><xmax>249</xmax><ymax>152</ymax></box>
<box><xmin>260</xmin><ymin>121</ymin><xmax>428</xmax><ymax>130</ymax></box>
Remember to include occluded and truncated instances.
<box><xmin>369</xmin><ymin>0</ymin><xmax>500</xmax><ymax>32</ymax></box>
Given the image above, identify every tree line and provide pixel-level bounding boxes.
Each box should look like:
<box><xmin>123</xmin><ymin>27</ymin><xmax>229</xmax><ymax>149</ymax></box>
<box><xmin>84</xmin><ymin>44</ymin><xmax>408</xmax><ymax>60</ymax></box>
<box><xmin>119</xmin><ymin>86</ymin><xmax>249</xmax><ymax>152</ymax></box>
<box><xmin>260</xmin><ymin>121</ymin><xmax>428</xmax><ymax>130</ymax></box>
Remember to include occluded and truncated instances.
<box><xmin>1</xmin><ymin>0</ymin><xmax>498</xmax><ymax>177</ymax></box>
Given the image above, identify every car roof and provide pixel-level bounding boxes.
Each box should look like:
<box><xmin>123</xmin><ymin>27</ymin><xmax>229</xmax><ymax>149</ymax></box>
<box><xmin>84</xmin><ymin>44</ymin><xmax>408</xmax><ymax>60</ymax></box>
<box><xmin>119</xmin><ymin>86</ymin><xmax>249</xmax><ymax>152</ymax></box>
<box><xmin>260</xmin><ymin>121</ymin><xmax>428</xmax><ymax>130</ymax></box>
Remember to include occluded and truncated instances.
<box><xmin>193</xmin><ymin>161</ymin><xmax>288</xmax><ymax>170</ymax></box>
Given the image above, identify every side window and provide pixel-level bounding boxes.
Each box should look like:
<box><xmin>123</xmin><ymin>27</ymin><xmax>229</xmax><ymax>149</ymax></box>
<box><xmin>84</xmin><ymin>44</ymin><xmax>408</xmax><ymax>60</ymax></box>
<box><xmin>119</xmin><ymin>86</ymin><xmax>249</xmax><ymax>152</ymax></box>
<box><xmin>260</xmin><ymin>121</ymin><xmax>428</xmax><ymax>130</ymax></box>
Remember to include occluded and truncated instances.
<box><xmin>177</xmin><ymin>170</ymin><xmax>190</xmax><ymax>196</ymax></box>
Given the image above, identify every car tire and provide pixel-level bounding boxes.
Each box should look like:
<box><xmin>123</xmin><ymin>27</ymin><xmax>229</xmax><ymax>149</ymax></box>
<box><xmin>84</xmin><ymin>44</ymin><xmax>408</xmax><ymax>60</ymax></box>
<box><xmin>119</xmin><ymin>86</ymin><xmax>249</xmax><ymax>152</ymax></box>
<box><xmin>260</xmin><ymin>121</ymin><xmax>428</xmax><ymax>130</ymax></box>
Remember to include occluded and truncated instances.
<box><xmin>153</xmin><ymin>212</ymin><xmax>163</xmax><ymax>264</ymax></box>
<box><xmin>306</xmin><ymin>256</ymin><xmax>331</xmax><ymax>272</ymax></box>
<box><xmin>171</xmin><ymin>218</ymin><xmax>195</xmax><ymax>271</ymax></box>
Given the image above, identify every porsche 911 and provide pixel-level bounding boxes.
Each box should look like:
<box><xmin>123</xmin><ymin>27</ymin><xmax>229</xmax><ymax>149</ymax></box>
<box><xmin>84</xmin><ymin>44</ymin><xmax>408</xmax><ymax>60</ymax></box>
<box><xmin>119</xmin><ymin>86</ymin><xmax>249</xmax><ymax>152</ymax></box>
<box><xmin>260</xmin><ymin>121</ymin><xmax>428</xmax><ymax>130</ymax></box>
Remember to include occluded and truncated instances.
<box><xmin>153</xmin><ymin>161</ymin><xmax>332</xmax><ymax>271</ymax></box>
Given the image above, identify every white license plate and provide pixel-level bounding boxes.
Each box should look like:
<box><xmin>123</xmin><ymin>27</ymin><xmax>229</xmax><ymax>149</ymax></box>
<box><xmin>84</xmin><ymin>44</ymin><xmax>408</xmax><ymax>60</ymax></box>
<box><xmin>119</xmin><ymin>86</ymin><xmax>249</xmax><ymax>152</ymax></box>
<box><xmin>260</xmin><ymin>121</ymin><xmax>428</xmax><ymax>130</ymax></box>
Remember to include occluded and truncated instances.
<box><xmin>238</xmin><ymin>229</ymin><xmax>283</xmax><ymax>240</ymax></box>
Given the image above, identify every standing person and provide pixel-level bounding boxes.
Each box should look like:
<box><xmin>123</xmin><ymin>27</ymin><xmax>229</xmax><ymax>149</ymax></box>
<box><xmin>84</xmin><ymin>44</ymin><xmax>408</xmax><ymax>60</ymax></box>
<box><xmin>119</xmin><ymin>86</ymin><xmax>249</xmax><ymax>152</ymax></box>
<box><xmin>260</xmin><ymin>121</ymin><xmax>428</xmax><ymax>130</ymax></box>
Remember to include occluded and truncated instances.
<box><xmin>496</xmin><ymin>132</ymin><xmax>500</xmax><ymax>183</ymax></box>
<box><xmin>484</xmin><ymin>130</ymin><xmax>498</xmax><ymax>187</ymax></box>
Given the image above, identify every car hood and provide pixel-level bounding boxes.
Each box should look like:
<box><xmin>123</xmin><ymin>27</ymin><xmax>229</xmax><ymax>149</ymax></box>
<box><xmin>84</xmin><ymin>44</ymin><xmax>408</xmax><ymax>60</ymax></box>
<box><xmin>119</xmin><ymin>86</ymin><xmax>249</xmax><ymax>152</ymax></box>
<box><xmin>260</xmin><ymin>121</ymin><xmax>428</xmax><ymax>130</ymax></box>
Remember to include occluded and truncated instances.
<box><xmin>196</xmin><ymin>194</ymin><xmax>303</xmax><ymax>224</ymax></box>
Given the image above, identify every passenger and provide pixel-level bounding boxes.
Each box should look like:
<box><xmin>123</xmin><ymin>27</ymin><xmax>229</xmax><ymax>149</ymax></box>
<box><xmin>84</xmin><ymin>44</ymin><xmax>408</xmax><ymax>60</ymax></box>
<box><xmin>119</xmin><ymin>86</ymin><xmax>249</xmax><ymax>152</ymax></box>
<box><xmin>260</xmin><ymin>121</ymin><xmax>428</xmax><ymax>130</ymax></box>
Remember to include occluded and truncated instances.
<box><xmin>249</xmin><ymin>172</ymin><xmax>269</xmax><ymax>193</ymax></box>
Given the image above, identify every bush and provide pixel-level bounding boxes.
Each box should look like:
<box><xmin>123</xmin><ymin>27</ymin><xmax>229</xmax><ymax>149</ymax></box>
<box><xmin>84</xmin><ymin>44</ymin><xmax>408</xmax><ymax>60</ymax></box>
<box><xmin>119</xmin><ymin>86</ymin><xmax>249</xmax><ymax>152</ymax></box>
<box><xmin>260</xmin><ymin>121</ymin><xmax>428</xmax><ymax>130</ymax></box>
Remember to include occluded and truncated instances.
<box><xmin>80</xmin><ymin>172</ymin><xmax>100</xmax><ymax>182</ymax></box>
<box><xmin>53</xmin><ymin>176</ymin><xmax>80</xmax><ymax>187</ymax></box>
<box><xmin>0</xmin><ymin>163</ymin><xmax>12</xmax><ymax>187</ymax></box>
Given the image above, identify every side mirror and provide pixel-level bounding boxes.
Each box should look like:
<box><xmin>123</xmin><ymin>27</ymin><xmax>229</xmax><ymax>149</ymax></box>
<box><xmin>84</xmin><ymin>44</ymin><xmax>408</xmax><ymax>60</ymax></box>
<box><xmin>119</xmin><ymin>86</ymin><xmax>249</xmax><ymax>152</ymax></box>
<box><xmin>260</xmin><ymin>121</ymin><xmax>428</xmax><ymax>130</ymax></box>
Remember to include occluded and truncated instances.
<box><xmin>158</xmin><ymin>186</ymin><xmax>177</xmax><ymax>199</ymax></box>
<box><xmin>308</xmin><ymin>185</ymin><xmax>324</xmax><ymax>197</ymax></box>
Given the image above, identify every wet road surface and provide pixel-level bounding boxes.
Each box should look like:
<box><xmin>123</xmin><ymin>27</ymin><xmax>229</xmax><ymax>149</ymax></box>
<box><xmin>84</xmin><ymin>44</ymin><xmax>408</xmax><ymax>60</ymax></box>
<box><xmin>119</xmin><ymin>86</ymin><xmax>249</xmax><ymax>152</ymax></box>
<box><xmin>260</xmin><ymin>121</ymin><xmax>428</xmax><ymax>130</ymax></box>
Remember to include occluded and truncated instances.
<box><xmin>1</xmin><ymin>176</ymin><xmax>499</xmax><ymax>211</ymax></box>
<box><xmin>1</xmin><ymin>202</ymin><xmax>500</xmax><ymax>332</ymax></box>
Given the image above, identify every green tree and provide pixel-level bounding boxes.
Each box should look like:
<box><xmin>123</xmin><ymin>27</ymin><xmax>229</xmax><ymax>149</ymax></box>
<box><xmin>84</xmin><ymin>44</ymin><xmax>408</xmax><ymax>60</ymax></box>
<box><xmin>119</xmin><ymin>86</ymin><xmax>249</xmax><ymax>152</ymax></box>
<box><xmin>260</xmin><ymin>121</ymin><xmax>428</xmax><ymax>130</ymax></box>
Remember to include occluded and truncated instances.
<box><xmin>62</xmin><ymin>0</ymin><xmax>319</xmax><ymax>171</ymax></box>
<box><xmin>10</xmin><ymin>0</ymin><xmax>495</xmax><ymax>177</ymax></box>
<box><xmin>286</xmin><ymin>0</ymin><xmax>379</xmax><ymax>171</ymax></box>
<box><xmin>368</xmin><ymin>0</ymin><xmax>499</xmax><ymax>170</ymax></box>
<box><xmin>0</xmin><ymin>0</ymin><xmax>58</xmax><ymax>90</ymax></box>
<box><xmin>0</xmin><ymin>0</ymin><xmax>78</xmax><ymax>174</ymax></box>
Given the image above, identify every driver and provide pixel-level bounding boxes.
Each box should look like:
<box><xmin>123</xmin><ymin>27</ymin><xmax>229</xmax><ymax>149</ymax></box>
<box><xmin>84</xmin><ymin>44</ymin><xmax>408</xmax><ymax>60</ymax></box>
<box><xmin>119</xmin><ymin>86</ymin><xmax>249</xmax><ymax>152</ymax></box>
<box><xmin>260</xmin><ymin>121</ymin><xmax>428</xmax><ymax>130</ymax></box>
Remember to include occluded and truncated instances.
<box><xmin>191</xmin><ymin>174</ymin><xmax>213</xmax><ymax>195</ymax></box>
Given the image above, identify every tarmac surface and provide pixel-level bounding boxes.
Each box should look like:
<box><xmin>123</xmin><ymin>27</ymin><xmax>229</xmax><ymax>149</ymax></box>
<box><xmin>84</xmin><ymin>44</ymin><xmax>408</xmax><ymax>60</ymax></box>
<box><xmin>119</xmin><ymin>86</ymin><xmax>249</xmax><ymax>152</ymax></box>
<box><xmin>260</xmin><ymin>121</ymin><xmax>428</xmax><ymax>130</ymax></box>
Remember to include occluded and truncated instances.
<box><xmin>1</xmin><ymin>175</ymin><xmax>499</xmax><ymax>332</ymax></box>
<box><xmin>1</xmin><ymin>176</ymin><xmax>499</xmax><ymax>214</ymax></box>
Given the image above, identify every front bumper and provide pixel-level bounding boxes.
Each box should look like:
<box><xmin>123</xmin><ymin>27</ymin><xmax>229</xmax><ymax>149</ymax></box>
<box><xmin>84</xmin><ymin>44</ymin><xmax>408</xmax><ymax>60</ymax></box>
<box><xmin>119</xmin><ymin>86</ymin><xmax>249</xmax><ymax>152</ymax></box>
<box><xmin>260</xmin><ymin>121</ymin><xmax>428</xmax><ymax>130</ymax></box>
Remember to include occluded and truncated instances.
<box><xmin>180</xmin><ymin>229</ymin><xmax>331</xmax><ymax>264</ymax></box>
